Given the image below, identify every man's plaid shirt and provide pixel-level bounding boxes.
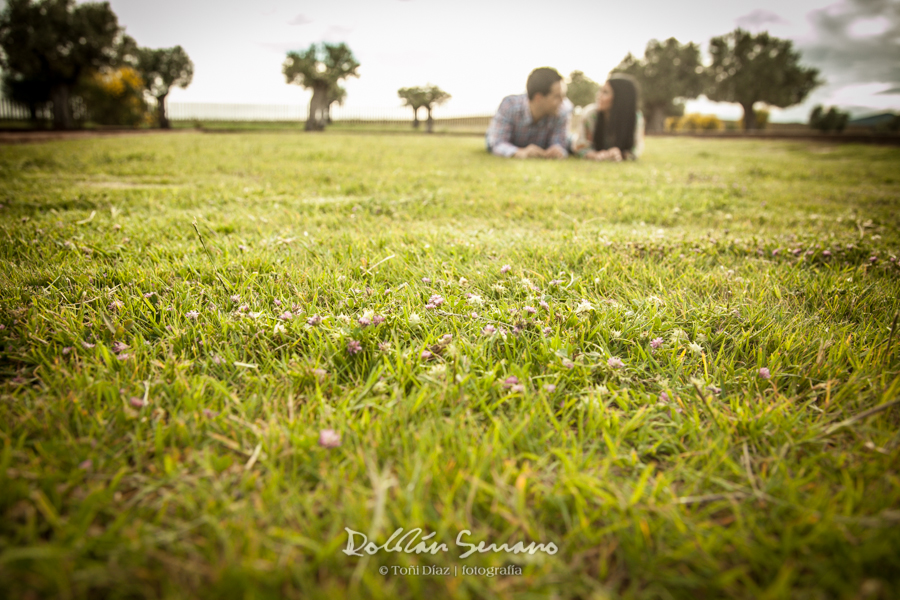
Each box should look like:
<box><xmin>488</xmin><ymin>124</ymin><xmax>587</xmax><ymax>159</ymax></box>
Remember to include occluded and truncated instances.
<box><xmin>485</xmin><ymin>94</ymin><xmax>571</xmax><ymax>157</ymax></box>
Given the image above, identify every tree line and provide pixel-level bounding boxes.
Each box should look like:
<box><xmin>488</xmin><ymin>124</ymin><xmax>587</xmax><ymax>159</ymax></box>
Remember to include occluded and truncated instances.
<box><xmin>0</xmin><ymin>0</ymin><xmax>193</xmax><ymax>129</ymax></box>
<box><xmin>286</xmin><ymin>29</ymin><xmax>825</xmax><ymax>134</ymax></box>
<box><xmin>0</xmin><ymin>6</ymin><xmax>844</xmax><ymax>134</ymax></box>
<box><xmin>567</xmin><ymin>28</ymin><xmax>821</xmax><ymax>131</ymax></box>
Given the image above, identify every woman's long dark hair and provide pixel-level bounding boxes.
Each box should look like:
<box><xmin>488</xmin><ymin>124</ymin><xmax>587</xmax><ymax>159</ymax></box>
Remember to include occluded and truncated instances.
<box><xmin>592</xmin><ymin>74</ymin><xmax>639</xmax><ymax>152</ymax></box>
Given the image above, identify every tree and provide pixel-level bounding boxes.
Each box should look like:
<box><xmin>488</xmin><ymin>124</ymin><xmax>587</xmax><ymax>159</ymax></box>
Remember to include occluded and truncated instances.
<box><xmin>566</xmin><ymin>71</ymin><xmax>600</xmax><ymax>108</ymax></box>
<box><xmin>0</xmin><ymin>0</ymin><xmax>125</xmax><ymax>129</ymax></box>
<box><xmin>884</xmin><ymin>115</ymin><xmax>900</xmax><ymax>133</ymax></box>
<box><xmin>283</xmin><ymin>42</ymin><xmax>359</xmax><ymax>131</ymax></box>
<box><xmin>421</xmin><ymin>85</ymin><xmax>450</xmax><ymax>133</ymax></box>
<box><xmin>1</xmin><ymin>72</ymin><xmax>53</xmax><ymax>122</ymax></box>
<box><xmin>325</xmin><ymin>83</ymin><xmax>345</xmax><ymax>124</ymax></box>
<box><xmin>397</xmin><ymin>86</ymin><xmax>427</xmax><ymax>129</ymax></box>
<box><xmin>613</xmin><ymin>38</ymin><xmax>705</xmax><ymax>132</ymax></box>
<box><xmin>706</xmin><ymin>28</ymin><xmax>821</xmax><ymax>130</ymax></box>
<box><xmin>136</xmin><ymin>45</ymin><xmax>193</xmax><ymax>129</ymax></box>
<box><xmin>809</xmin><ymin>105</ymin><xmax>849</xmax><ymax>133</ymax></box>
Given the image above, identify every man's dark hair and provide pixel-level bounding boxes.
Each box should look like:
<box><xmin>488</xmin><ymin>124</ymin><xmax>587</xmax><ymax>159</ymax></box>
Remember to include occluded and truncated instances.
<box><xmin>593</xmin><ymin>73</ymin><xmax>639</xmax><ymax>154</ymax></box>
<box><xmin>526</xmin><ymin>67</ymin><xmax>563</xmax><ymax>100</ymax></box>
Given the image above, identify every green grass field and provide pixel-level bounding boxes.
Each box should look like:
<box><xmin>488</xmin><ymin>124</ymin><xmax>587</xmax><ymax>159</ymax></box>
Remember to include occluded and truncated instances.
<box><xmin>1</xmin><ymin>133</ymin><xmax>899</xmax><ymax>599</ymax></box>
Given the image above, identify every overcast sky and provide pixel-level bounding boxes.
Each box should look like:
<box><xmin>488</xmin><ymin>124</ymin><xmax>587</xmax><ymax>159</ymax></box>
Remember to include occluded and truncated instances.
<box><xmin>100</xmin><ymin>0</ymin><xmax>900</xmax><ymax>121</ymax></box>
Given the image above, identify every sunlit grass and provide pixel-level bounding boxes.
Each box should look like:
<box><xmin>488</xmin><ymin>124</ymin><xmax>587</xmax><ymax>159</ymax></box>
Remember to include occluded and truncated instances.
<box><xmin>1</xmin><ymin>133</ymin><xmax>899</xmax><ymax>599</ymax></box>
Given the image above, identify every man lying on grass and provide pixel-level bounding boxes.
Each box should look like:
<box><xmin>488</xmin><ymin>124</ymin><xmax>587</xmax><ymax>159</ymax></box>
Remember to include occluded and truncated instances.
<box><xmin>485</xmin><ymin>67</ymin><xmax>571</xmax><ymax>159</ymax></box>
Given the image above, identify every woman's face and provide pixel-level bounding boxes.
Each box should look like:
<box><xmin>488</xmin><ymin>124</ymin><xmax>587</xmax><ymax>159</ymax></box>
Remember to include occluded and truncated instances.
<box><xmin>597</xmin><ymin>82</ymin><xmax>614</xmax><ymax>112</ymax></box>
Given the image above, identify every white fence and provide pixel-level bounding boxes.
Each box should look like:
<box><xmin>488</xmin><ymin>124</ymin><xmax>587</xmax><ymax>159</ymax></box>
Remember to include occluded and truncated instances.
<box><xmin>164</xmin><ymin>102</ymin><xmax>486</xmax><ymax>124</ymax></box>
<box><xmin>0</xmin><ymin>98</ymin><xmax>492</xmax><ymax>128</ymax></box>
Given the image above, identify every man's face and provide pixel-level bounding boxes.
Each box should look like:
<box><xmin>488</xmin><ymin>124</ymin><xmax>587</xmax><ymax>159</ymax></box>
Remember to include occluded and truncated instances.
<box><xmin>536</xmin><ymin>80</ymin><xmax>566</xmax><ymax>116</ymax></box>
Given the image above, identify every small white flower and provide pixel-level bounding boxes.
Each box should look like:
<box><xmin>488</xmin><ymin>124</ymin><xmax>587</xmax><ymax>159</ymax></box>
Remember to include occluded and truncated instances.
<box><xmin>575</xmin><ymin>299</ymin><xmax>595</xmax><ymax>314</ymax></box>
<box><xmin>611</xmin><ymin>330</ymin><xmax>622</xmax><ymax>338</ymax></box>
<box><xmin>361</xmin><ymin>308</ymin><xmax>375</xmax><ymax>321</ymax></box>
<box><xmin>274</xmin><ymin>323</ymin><xmax>286</xmax><ymax>334</ymax></box>
<box><xmin>467</xmin><ymin>294</ymin><xmax>484</xmax><ymax>306</ymax></box>
<box><xmin>408</xmin><ymin>312</ymin><xmax>422</xmax><ymax>327</ymax></box>
<box><xmin>427</xmin><ymin>364</ymin><xmax>447</xmax><ymax>378</ymax></box>
<box><xmin>337</xmin><ymin>314</ymin><xmax>351</xmax><ymax>324</ymax></box>
<box><xmin>580</xmin><ymin>396</ymin><xmax>602</xmax><ymax>409</ymax></box>
<box><xmin>491</xmin><ymin>283</ymin><xmax>506</xmax><ymax>293</ymax></box>
<box><xmin>689</xmin><ymin>342</ymin><xmax>703</xmax><ymax>354</ymax></box>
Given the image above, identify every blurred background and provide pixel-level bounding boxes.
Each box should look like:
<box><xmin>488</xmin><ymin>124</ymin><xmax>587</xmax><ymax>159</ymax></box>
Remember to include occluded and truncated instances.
<box><xmin>1</xmin><ymin>0</ymin><xmax>898</xmax><ymax>134</ymax></box>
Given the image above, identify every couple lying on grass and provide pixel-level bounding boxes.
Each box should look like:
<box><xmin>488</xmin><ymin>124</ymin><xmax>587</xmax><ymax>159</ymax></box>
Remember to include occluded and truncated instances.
<box><xmin>486</xmin><ymin>66</ymin><xmax>644</xmax><ymax>161</ymax></box>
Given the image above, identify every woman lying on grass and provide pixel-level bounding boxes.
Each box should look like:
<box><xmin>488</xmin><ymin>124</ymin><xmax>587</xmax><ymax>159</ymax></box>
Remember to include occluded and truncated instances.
<box><xmin>570</xmin><ymin>73</ymin><xmax>644</xmax><ymax>161</ymax></box>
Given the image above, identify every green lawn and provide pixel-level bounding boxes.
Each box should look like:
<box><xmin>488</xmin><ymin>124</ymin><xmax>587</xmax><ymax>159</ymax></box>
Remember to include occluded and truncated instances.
<box><xmin>1</xmin><ymin>133</ymin><xmax>899</xmax><ymax>599</ymax></box>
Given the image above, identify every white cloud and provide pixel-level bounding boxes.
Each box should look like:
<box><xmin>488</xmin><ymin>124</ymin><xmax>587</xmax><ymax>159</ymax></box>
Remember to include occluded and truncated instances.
<box><xmin>824</xmin><ymin>82</ymin><xmax>900</xmax><ymax>109</ymax></box>
<box><xmin>848</xmin><ymin>16</ymin><xmax>890</xmax><ymax>37</ymax></box>
<box><xmin>736</xmin><ymin>9</ymin><xmax>790</xmax><ymax>30</ymax></box>
<box><xmin>289</xmin><ymin>14</ymin><xmax>313</xmax><ymax>26</ymax></box>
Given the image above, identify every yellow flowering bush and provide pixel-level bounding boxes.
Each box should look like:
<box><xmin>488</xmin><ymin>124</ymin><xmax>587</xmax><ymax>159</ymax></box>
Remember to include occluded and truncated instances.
<box><xmin>78</xmin><ymin>67</ymin><xmax>149</xmax><ymax>127</ymax></box>
<box><xmin>666</xmin><ymin>113</ymin><xmax>725</xmax><ymax>132</ymax></box>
